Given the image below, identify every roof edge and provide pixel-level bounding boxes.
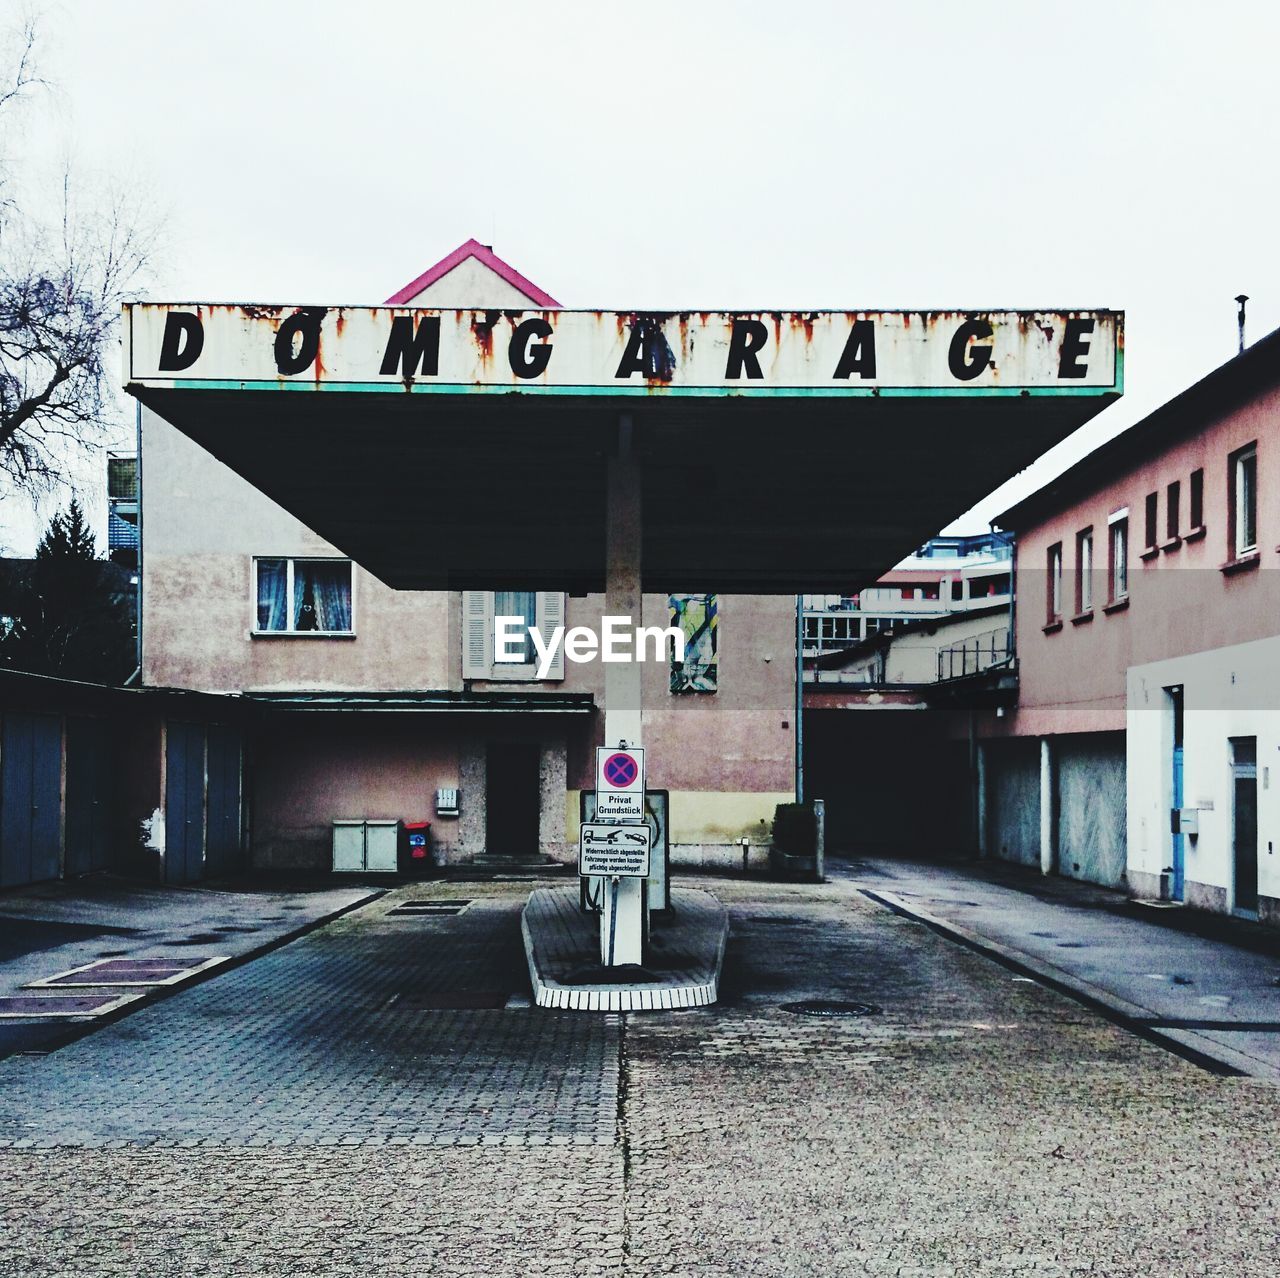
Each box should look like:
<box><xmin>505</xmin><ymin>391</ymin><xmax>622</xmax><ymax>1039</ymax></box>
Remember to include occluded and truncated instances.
<box><xmin>997</xmin><ymin>323</ymin><xmax>1280</xmax><ymax>531</ymax></box>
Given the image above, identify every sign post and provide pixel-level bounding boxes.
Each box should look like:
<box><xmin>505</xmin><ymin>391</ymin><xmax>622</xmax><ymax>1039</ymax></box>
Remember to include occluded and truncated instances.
<box><xmin>597</xmin><ymin>414</ymin><xmax>646</xmax><ymax>966</ymax></box>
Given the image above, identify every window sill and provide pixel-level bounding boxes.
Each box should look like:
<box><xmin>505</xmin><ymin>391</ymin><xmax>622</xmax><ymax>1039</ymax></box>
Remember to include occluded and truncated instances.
<box><xmin>1103</xmin><ymin>597</ymin><xmax>1130</xmax><ymax>614</ymax></box>
<box><xmin>251</xmin><ymin>631</ymin><xmax>357</xmax><ymax>640</ymax></box>
<box><xmin>1184</xmin><ymin>525</ymin><xmax>1207</xmax><ymax>543</ymax></box>
<box><xmin>1070</xmin><ymin>610</ymin><xmax>1094</xmax><ymax>626</ymax></box>
<box><xmin>1220</xmin><ymin>552</ymin><xmax>1260</xmax><ymax>576</ymax></box>
<box><xmin>1042</xmin><ymin>620</ymin><xmax>1064</xmax><ymax>635</ymax></box>
<box><xmin>1160</xmin><ymin>536</ymin><xmax>1182</xmax><ymax>553</ymax></box>
<box><xmin>1138</xmin><ymin>546</ymin><xmax>1160</xmax><ymax>561</ymax></box>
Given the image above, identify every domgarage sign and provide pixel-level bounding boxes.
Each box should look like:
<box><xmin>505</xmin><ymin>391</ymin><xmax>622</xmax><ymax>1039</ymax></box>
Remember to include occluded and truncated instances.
<box><xmin>124</xmin><ymin>305</ymin><xmax>1122</xmax><ymax>397</ymax></box>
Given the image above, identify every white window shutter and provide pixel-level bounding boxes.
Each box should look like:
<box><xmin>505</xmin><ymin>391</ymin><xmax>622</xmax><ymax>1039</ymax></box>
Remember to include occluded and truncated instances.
<box><xmin>537</xmin><ymin>591</ymin><xmax>565</xmax><ymax>680</ymax></box>
<box><xmin>463</xmin><ymin>590</ymin><xmax>491</xmax><ymax>678</ymax></box>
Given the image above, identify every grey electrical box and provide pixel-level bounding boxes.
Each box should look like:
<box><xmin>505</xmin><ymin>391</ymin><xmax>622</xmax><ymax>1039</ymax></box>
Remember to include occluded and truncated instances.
<box><xmin>332</xmin><ymin>819</ymin><xmax>399</xmax><ymax>872</ymax></box>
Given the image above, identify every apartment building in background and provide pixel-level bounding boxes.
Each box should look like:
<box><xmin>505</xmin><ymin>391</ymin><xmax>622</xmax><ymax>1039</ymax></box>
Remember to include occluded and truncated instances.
<box><xmin>979</xmin><ymin>326</ymin><xmax>1280</xmax><ymax>921</ymax></box>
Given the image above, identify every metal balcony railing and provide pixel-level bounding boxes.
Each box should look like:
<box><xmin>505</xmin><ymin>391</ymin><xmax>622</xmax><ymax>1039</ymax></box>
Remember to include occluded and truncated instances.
<box><xmin>936</xmin><ymin>626</ymin><xmax>1012</xmax><ymax>682</ymax></box>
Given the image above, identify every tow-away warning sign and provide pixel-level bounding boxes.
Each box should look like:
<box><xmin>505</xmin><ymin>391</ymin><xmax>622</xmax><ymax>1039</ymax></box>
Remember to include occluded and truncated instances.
<box><xmin>579</xmin><ymin>823</ymin><xmax>652</xmax><ymax>878</ymax></box>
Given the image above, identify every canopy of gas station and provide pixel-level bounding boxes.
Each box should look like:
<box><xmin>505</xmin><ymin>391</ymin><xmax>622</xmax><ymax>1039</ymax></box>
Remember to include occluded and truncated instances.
<box><xmin>123</xmin><ymin>305</ymin><xmax>1122</xmax><ymax>592</ymax></box>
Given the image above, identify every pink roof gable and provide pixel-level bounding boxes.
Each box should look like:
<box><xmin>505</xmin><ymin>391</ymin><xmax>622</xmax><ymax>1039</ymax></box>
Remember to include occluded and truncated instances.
<box><xmin>385</xmin><ymin>238</ymin><xmax>561</xmax><ymax>308</ymax></box>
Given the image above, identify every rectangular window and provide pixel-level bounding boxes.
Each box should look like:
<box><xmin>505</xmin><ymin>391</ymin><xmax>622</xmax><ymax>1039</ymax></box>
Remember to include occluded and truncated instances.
<box><xmin>1076</xmin><ymin>527</ymin><xmax>1093</xmax><ymax>614</ymax></box>
<box><xmin>462</xmin><ymin>591</ymin><xmax>565</xmax><ymax>681</ymax></box>
<box><xmin>1231</xmin><ymin>444</ymin><xmax>1257</xmax><ymax>557</ymax></box>
<box><xmin>493</xmin><ymin>590</ymin><xmax>538</xmax><ymax>663</ymax></box>
<box><xmin>1144</xmin><ymin>492</ymin><xmax>1158</xmax><ymax>549</ymax></box>
<box><xmin>1047</xmin><ymin>543</ymin><xmax>1063</xmax><ymax>622</ymax></box>
<box><xmin>1189</xmin><ymin>468</ymin><xmax>1204</xmax><ymax>530</ymax></box>
<box><xmin>1109</xmin><ymin>516</ymin><xmax>1128</xmax><ymax>601</ymax></box>
<box><xmin>254</xmin><ymin>558</ymin><xmax>353</xmax><ymax>634</ymax></box>
<box><xmin>1166</xmin><ymin>481</ymin><xmax>1181</xmax><ymax>541</ymax></box>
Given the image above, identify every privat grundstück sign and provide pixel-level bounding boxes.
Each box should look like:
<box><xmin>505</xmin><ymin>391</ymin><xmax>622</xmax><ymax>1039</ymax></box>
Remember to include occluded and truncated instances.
<box><xmin>124</xmin><ymin>306</ymin><xmax>1122</xmax><ymax>398</ymax></box>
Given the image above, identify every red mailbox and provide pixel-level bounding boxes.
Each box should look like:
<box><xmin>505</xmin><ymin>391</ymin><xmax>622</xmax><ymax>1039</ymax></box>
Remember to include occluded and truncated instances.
<box><xmin>399</xmin><ymin>820</ymin><xmax>433</xmax><ymax>876</ymax></box>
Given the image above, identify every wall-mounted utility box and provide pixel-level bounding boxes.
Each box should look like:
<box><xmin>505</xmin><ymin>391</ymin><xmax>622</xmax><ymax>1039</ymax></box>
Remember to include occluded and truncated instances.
<box><xmin>1170</xmin><ymin>807</ymin><xmax>1200</xmax><ymax>836</ymax></box>
<box><xmin>333</xmin><ymin>819</ymin><xmax>399</xmax><ymax>872</ymax></box>
<box><xmin>435</xmin><ymin>788</ymin><xmax>460</xmax><ymax>817</ymax></box>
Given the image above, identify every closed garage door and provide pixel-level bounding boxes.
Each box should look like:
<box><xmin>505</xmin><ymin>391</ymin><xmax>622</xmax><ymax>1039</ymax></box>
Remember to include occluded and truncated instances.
<box><xmin>205</xmin><ymin>725</ymin><xmax>244</xmax><ymax>878</ymax></box>
<box><xmin>66</xmin><ymin>716</ymin><xmax>114</xmax><ymax>878</ymax></box>
<box><xmin>1</xmin><ymin>712</ymin><xmax>62</xmax><ymax>887</ymax></box>
<box><xmin>165</xmin><ymin>722</ymin><xmax>206</xmax><ymax>884</ymax></box>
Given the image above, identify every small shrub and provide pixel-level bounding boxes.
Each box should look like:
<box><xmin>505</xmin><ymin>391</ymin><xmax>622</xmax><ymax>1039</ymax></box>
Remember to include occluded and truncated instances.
<box><xmin>772</xmin><ymin>802</ymin><xmax>816</xmax><ymax>856</ymax></box>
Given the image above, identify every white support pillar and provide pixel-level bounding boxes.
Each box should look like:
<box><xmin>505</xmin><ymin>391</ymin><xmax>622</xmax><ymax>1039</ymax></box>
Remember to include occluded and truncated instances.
<box><xmin>1039</xmin><ymin>736</ymin><xmax>1054</xmax><ymax>876</ymax></box>
<box><xmin>600</xmin><ymin>413</ymin><xmax>645</xmax><ymax>966</ymax></box>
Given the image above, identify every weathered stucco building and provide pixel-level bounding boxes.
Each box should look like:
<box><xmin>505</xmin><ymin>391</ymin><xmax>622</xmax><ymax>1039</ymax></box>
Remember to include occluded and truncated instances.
<box><xmin>140</xmin><ymin>241</ymin><xmax>796</xmax><ymax>874</ymax></box>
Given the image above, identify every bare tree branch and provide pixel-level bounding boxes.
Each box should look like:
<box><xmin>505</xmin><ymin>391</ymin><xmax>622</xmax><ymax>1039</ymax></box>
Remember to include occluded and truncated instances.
<box><xmin>0</xmin><ymin>13</ymin><xmax>43</xmax><ymax>116</ymax></box>
<box><xmin>0</xmin><ymin>9</ymin><xmax>161</xmax><ymax>500</ymax></box>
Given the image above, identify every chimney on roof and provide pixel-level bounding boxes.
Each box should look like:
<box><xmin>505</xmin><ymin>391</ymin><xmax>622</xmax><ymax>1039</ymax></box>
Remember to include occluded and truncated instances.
<box><xmin>1235</xmin><ymin>294</ymin><xmax>1249</xmax><ymax>354</ymax></box>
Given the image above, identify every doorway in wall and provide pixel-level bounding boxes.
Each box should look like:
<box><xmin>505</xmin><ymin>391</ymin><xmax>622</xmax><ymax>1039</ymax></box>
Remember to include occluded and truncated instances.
<box><xmin>1166</xmin><ymin>686</ymin><xmax>1185</xmax><ymax>902</ymax></box>
<box><xmin>485</xmin><ymin>743</ymin><xmax>541</xmax><ymax>857</ymax></box>
<box><xmin>1230</xmin><ymin>737</ymin><xmax>1258</xmax><ymax>916</ymax></box>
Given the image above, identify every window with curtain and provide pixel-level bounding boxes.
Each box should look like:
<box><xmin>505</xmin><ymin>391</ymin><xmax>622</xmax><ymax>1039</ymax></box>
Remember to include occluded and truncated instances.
<box><xmin>255</xmin><ymin>558</ymin><xmax>353</xmax><ymax>634</ymax></box>
<box><xmin>492</xmin><ymin>590</ymin><xmax>537</xmax><ymax>663</ymax></box>
<box><xmin>1231</xmin><ymin>444</ymin><xmax>1258</xmax><ymax>558</ymax></box>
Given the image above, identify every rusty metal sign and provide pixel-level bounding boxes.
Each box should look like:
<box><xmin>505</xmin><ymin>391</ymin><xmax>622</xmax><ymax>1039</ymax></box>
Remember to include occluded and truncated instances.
<box><xmin>124</xmin><ymin>305</ymin><xmax>1122</xmax><ymax>397</ymax></box>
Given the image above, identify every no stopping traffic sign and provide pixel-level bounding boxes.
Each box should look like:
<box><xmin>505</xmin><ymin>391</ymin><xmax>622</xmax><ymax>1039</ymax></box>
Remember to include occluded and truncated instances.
<box><xmin>595</xmin><ymin>746</ymin><xmax>645</xmax><ymax>822</ymax></box>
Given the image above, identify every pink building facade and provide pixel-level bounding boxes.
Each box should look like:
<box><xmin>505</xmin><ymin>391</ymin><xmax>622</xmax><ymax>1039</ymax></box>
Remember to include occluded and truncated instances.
<box><xmin>982</xmin><ymin>331</ymin><xmax>1280</xmax><ymax>922</ymax></box>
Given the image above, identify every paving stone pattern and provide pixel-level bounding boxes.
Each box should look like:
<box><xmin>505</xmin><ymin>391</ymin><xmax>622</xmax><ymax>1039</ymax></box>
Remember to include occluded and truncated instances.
<box><xmin>0</xmin><ymin>887</ymin><xmax>619</xmax><ymax>1149</ymax></box>
<box><xmin>1</xmin><ymin>878</ymin><xmax>1279</xmax><ymax>1276</ymax></box>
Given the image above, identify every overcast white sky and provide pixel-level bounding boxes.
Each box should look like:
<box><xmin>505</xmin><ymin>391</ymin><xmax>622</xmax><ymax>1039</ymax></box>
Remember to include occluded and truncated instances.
<box><xmin>3</xmin><ymin>0</ymin><xmax>1280</xmax><ymax>555</ymax></box>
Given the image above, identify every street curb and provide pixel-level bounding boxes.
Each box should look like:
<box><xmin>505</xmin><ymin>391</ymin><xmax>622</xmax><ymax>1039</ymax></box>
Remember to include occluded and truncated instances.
<box><xmin>7</xmin><ymin>889</ymin><xmax>385</xmax><ymax>1060</ymax></box>
<box><xmin>861</xmin><ymin>888</ymin><xmax>1280</xmax><ymax>1084</ymax></box>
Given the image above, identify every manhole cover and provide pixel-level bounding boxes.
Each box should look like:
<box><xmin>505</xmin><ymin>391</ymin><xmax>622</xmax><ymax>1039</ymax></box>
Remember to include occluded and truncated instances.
<box><xmin>781</xmin><ymin>1000</ymin><xmax>880</xmax><ymax>1017</ymax></box>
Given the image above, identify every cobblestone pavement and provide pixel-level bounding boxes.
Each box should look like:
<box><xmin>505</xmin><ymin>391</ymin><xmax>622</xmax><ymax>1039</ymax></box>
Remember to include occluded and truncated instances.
<box><xmin>0</xmin><ymin>875</ymin><xmax>374</xmax><ymax>1057</ymax></box>
<box><xmin>1</xmin><ymin>876</ymin><xmax>1279</xmax><ymax>1276</ymax></box>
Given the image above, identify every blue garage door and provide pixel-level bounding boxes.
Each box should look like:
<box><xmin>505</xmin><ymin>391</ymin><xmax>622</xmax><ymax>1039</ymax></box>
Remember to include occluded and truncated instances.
<box><xmin>1</xmin><ymin>712</ymin><xmax>63</xmax><ymax>888</ymax></box>
<box><xmin>205</xmin><ymin>725</ymin><xmax>243</xmax><ymax>879</ymax></box>
<box><xmin>66</xmin><ymin>716</ymin><xmax>114</xmax><ymax>877</ymax></box>
<box><xmin>165</xmin><ymin>721</ymin><xmax>206</xmax><ymax>885</ymax></box>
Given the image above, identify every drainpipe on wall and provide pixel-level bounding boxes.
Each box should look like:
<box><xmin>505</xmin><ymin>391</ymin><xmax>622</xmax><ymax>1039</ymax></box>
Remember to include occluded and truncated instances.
<box><xmin>794</xmin><ymin>593</ymin><xmax>804</xmax><ymax>803</ymax></box>
<box><xmin>975</xmin><ymin>730</ymin><xmax>987</xmax><ymax>858</ymax></box>
<box><xmin>133</xmin><ymin>400</ymin><xmax>144</xmax><ymax>684</ymax></box>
